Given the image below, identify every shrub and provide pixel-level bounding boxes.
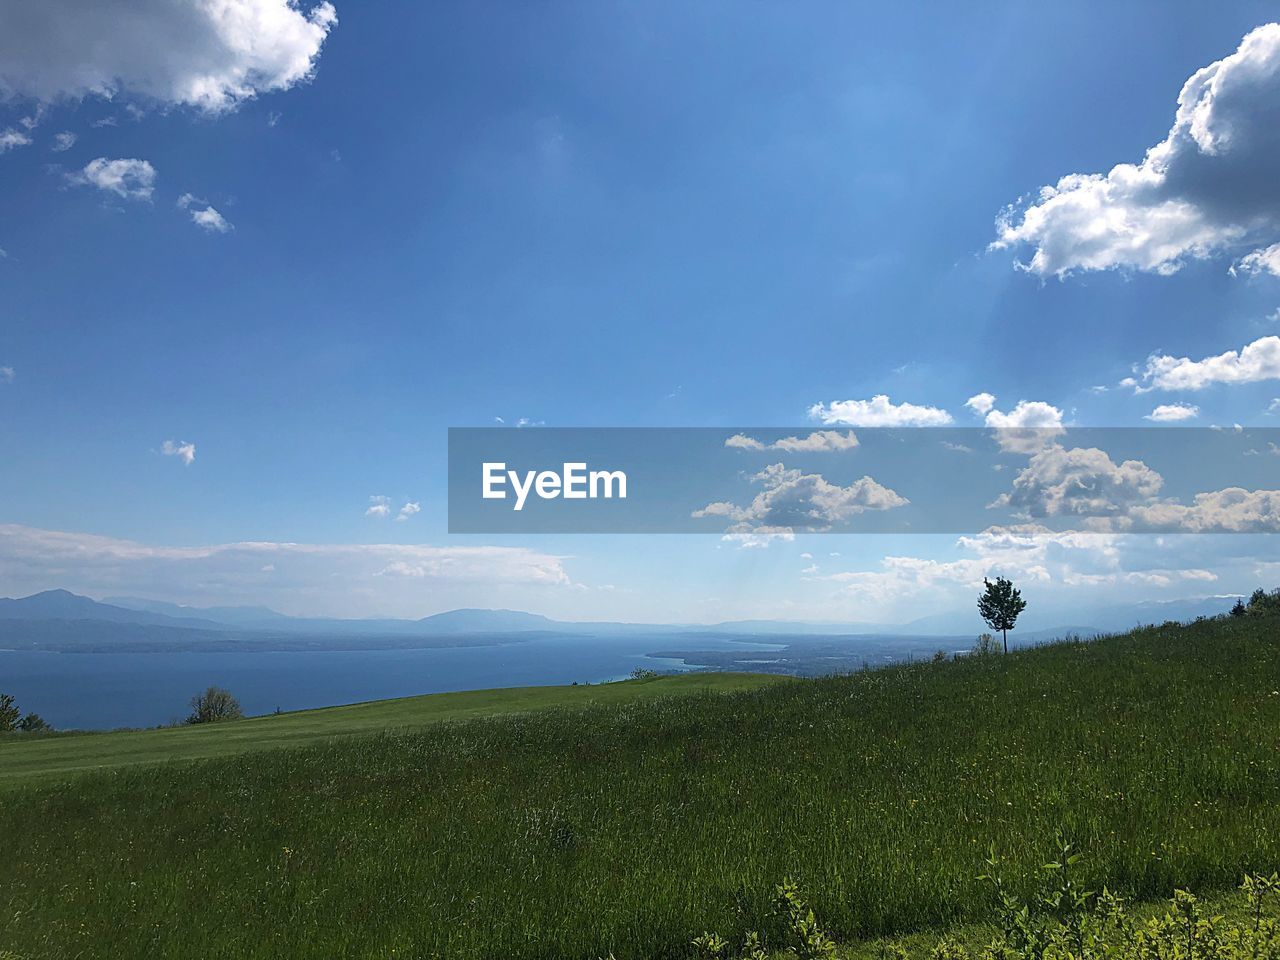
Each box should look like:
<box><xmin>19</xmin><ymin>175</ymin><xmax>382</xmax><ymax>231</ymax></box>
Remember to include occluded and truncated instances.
<box><xmin>17</xmin><ymin>713</ymin><xmax>49</xmax><ymax>733</ymax></box>
<box><xmin>973</xmin><ymin>633</ymin><xmax>1001</xmax><ymax>656</ymax></box>
<box><xmin>185</xmin><ymin>686</ymin><xmax>242</xmax><ymax>724</ymax></box>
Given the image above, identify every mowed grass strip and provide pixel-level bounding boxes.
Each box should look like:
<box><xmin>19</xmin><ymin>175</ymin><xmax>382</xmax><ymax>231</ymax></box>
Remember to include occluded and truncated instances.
<box><xmin>2</xmin><ymin>617</ymin><xmax>1279</xmax><ymax>960</ymax></box>
<box><xmin>0</xmin><ymin>672</ymin><xmax>786</xmax><ymax>786</ymax></box>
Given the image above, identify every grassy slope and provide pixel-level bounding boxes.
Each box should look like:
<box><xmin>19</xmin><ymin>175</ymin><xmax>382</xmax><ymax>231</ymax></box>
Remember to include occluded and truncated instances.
<box><xmin>2</xmin><ymin>616</ymin><xmax>1279</xmax><ymax>960</ymax></box>
<box><xmin>0</xmin><ymin>672</ymin><xmax>785</xmax><ymax>786</ymax></box>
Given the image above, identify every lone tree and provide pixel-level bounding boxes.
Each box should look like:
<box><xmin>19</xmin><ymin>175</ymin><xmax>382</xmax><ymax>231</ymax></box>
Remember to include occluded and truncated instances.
<box><xmin>186</xmin><ymin>686</ymin><xmax>243</xmax><ymax>725</ymax></box>
<box><xmin>978</xmin><ymin>577</ymin><xmax>1027</xmax><ymax>654</ymax></box>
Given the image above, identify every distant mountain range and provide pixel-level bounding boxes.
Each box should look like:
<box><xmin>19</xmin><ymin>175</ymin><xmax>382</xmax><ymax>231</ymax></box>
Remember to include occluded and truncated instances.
<box><xmin>0</xmin><ymin>588</ymin><xmax>1243</xmax><ymax>644</ymax></box>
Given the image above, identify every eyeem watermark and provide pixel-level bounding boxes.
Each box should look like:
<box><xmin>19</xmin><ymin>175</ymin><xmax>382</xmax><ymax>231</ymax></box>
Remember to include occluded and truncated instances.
<box><xmin>482</xmin><ymin>462</ymin><xmax>627</xmax><ymax>511</ymax></box>
<box><xmin>450</xmin><ymin>427</ymin><xmax>1280</xmax><ymax>534</ymax></box>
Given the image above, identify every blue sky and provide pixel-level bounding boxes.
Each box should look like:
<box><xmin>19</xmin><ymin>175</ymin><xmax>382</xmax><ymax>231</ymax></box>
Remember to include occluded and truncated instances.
<box><xmin>2</xmin><ymin>1</ymin><xmax>1280</xmax><ymax>622</ymax></box>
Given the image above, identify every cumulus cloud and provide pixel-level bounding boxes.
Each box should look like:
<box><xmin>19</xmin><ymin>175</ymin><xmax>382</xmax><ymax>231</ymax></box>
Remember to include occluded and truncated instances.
<box><xmin>49</xmin><ymin>130</ymin><xmax>75</xmax><ymax>152</ymax></box>
<box><xmin>693</xmin><ymin>462</ymin><xmax>907</xmax><ymax>535</ymax></box>
<box><xmin>979</xmin><ymin>398</ymin><xmax>1065</xmax><ymax>453</ymax></box>
<box><xmin>191</xmin><ymin>206</ymin><xmax>232</xmax><ymax>232</ymax></box>
<box><xmin>0</xmin><ymin>523</ymin><xmax>570</xmax><ymax>618</ymax></box>
<box><xmin>983</xmin><ymin>437</ymin><xmax>1280</xmax><ymax>533</ymax></box>
<box><xmin>0</xmin><ymin>128</ymin><xmax>31</xmax><ymax>152</ymax></box>
<box><xmin>1146</xmin><ymin>402</ymin><xmax>1200</xmax><ymax>422</ymax></box>
<box><xmin>0</xmin><ymin>366</ymin><xmax>12</xmax><ymax>383</ymax></box>
<box><xmin>1233</xmin><ymin>242</ymin><xmax>1280</xmax><ymax>276</ymax></box>
<box><xmin>816</xmin><ymin>525</ymin><xmax>1086</xmax><ymax>602</ymax></box>
<box><xmin>178</xmin><ymin>193</ymin><xmax>233</xmax><ymax>233</ymax></box>
<box><xmin>725</xmin><ymin>430</ymin><xmax>859</xmax><ymax>453</ymax></box>
<box><xmin>984</xmin><ymin>400</ymin><xmax>1064</xmax><ymax>431</ymax></box>
<box><xmin>965</xmin><ymin>392</ymin><xmax>996</xmax><ymax>416</ymax></box>
<box><xmin>365</xmin><ymin>495</ymin><xmax>390</xmax><ymax>518</ymax></box>
<box><xmin>1129</xmin><ymin>488</ymin><xmax>1280</xmax><ymax>532</ymax></box>
<box><xmin>0</xmin><ymin>0</ymin><xmax>337</xmax><ymax>113</ymax></box>
<box><xmin>994</xmin><ymin>445</ymin><xmax>1164</xmax><ymax>520</ymax></box>
<box><xmin>816</xmin><ymin>525</ymin><xmax>1222</xmax><ymax>607</ymax></box>
<box><xmin>1135</xmin><ymin>335</ymin><xmax>1280</xmax><ymax>391</ymax></box>
<box><xmin>395</xmin><ymin>501</ymin><xmax>420</xmax><ymax>522</ymax></box>
<box><xmin>808</xmin><ymin>394</ymin><xmax>952</xmax><ymax>427</ymax></box>
<box><xmin>68</xmin><ymin>157</ymin><xmax>156</xmax><ymax>200</ymax></box>
<box><xmin>993</xmin><ymin>24</ymin><xmax>1280</xmax><ymax>277</ymax></box>
<box><xmin>160</xmin><ymin>439</ymin><xmax>195</xmax><ymax>465</ymax></box>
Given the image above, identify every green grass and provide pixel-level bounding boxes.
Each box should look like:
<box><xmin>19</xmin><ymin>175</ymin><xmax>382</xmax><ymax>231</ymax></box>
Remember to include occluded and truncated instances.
<box><xmin>2</xmin><ymin>615</ymin><xmax>1279</xmax><ymax>960</ymax></box>
<box><xmin>0</xmin><ymin>672</ymin><xmax>786</xmax><ymax>786</ymax></box>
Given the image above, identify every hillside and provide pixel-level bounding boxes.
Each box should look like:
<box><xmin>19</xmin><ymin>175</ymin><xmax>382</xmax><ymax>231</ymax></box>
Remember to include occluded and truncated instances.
<box><xmin>2</xmin><ymin>614</ymin><xmax>1279</xmax><ymax>959</ymax></box>
<box><xmin>0</xmin><ymin>672</ymin><xmax>785</xmax><ymax>785</ymax></box>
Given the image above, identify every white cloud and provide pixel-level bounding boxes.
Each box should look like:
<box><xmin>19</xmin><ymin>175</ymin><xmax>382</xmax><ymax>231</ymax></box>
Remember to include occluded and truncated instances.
<box><xmin>1136</xmin><ymin>335</ymin><xmax>1280</xmax><ymax>391</ymax></box>
<box><xmin>982</xmin><ymin>399</ymin><xmax>1065</xmax><ymax>453</ymax></box>
<box><xmin>719</xmin><ymin>527</ymin><xmax>796</xmax><ymax>549</ymax></box>
<box><xmin>160</xmin><ymin>439</ymin><xmax>196</xmax><ymax>465</ymax></box>
<box><xmin>49</xmin><ymin>131</ymin><xmax>76</xmax><ymax>152</ymax></box>
<box><xmin>0</xmin><ymin>128</ymin><xmax>31</xmax><ymax>152</ymax></box>
<box><xmin>992</xmin><ymin>24</ymin><xmax>1280</xmax><ymax>277</ymax></box>
<box><xmin>68</xmin><ymin>157</ymin><xmax>156</xmax><ymax>200</ymax></box>
<box><xmin>176</xmin><ymin>193</ymin><xmax>235</xmax><ymax>233</ymax></box>
<box><xmin>0</xmin><ymin>366</ymin><xmax>12</xmax><ymax>383</ymax></box>
<box><xmin>0</xmin><ymin>523</ymin><xmax>570</xmax><ymax>618</ymax></box>
<box><xmin>694</xmin><ymin>462</ymin><xmax>907</xmax><ymax>535</ymax></box>
<box><xmin>395</xmin><ymin>501</ymin><xmax>420</xmax><ymax>522</ymax></box>
<box><xmin>817</xmin><ymin>526</ymin><xmax>1081</xmax><ymax>602</ymax></box>
<box><xmin>1233</xmin><ymin>242</ymin><xmax>1280</xmax><ymax>277</ymax></box>
<box><xmin>994</xmin><ymin>445</ymin><xmax>1164</xmax><ymax>520</ymax></box>
<box><xmin>1129</xmin><ymin>488</ymin><xmax>1280</xmax><ymax>533</ymax></box>
<box><xmin>808</xmin><ymin>394</ymin><xmax>953</xmax><ymax>427</ymax></box>
<box><xmin>725</xmin><ymin>430</ymin><xmax>859</xmax><ymax>452</ymax></box>
<box><xmin>965</xmin><ymin>392</ymin><xmax>996</xmax><ymax>416</ymax></box>
<box><xmin>0</xmin><ymin>0</ymin><xmax>337</xmax><ymax>113</ymax></box>
<box><xmin>191</xmin><ymin>206</ymin><xmax>232</xmax><ymax>232</ymax></box>
<box><xmin>1145</xmin><ymin>402</ymin><xmax>1200</xmax><ymax>422</ymax></box>
<box><xmin>365</xmin><ymin>495</ymin><xmax>390</xmax><ymax>518</ymax></box>
<box><xmin>984</xmin><ymin>400</ymin><xmax>1064</xmax><ymax>431</ymax></box>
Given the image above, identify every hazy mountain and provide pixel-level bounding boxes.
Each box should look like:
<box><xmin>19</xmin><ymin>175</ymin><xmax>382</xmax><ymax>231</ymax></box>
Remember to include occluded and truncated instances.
<box><xmin>0</xmin><ymin>589</ymin><xmax>1244</xmax><ymax>645</ymax></box>
<box><xmin>0</xmin><ymin>589</ymin><xmax>224</xmax><ymax>629</ymax></box>
<box><xmin>104</xmin><ymin>596</ymin><xmax>291</xmax><ymax>626</ymax></box>
<box><xmin>416</xmin><ymin>608</ymin><xmax>559</xmax><ymax>633</ymax></box>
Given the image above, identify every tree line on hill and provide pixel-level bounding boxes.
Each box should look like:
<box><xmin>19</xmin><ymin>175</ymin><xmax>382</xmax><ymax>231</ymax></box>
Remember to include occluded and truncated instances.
<box><xmin>0</xmin><ymin>693</ymin><xmax>49</xmax><ymax>733</ymax></box>
<box><xmin>1231</xmin><ymin>588</ymin><xmax>1280</xmax><ymax>618</ymax></box>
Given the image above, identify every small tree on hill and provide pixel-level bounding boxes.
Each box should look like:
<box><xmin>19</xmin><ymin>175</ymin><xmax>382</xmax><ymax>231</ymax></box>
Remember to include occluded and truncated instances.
<box><xmin>0</xmin><ymin>693</ymin><xmax>19</xmax><ymax>732</ymax></box>
<box><xmin>186</xmin><ymin>686</ymin><xmax>243</xmax><ymax>725</ymax></box>
<box><xmin>1231</xmin><ymin>598</ymin><xmax>1247</xmax><ymax>617</ymax></box>
<box><xmin>978</xmin><ymin>577</ymin><xmax>1027</xmax><ymax>655</ymax></box>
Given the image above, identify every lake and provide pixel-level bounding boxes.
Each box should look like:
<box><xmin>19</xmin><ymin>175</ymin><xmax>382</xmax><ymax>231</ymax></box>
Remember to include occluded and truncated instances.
<box><xmin>0</xmin><ymin>633</ymin><xmax>786</xmax><ymax>729</ymax></box>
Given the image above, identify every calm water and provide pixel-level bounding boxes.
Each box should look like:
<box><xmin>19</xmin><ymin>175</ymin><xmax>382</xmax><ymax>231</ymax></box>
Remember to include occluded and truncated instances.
<box><xmin>0</xmin><ymin>634</ymin><xmax>782</xmax><ymax>730</ymax></box>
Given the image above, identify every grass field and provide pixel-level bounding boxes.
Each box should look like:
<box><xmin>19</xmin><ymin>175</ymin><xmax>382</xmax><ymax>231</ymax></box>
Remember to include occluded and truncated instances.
<box><xmin>2</xmin><ymin>615</ymin><xmax>1279</xmax><ymax>959</ymax></box>
<box><xmin>0</xmin><ymin>671</ymin><xmax>785</xmax><ymax>786</ymax></box>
